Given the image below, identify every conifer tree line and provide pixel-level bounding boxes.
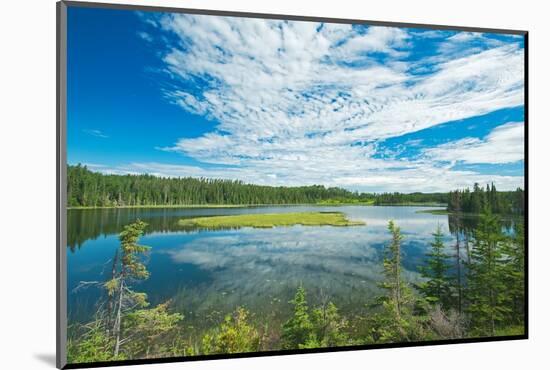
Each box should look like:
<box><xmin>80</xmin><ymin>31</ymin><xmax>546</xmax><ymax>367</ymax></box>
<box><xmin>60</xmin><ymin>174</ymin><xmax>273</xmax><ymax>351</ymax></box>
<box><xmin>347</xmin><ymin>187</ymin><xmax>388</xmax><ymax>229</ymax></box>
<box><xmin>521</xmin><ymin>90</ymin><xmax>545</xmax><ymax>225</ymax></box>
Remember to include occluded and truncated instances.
<box><xmin>68</xmin><ymin>164</ymin><xmax>359</xmax><ymax>207</ymax></box>
<box><xmin>67</xmin><ymin>165</ymin><xmax>524</xmax><ymax>210</ymax></box>
<box><xmin>68</xmin><ymin>212</ymin><xmax>525</xmax><ymax>363</ymax></box>
<box><xmin>372</xmin><ymin>192</ymin><xmax>448</xmax><ymax>205</ymax></box>
<box><xmin>448</xmin><ymin>182</ymin><xmax>524</xmax><ymax>215</ymax></box>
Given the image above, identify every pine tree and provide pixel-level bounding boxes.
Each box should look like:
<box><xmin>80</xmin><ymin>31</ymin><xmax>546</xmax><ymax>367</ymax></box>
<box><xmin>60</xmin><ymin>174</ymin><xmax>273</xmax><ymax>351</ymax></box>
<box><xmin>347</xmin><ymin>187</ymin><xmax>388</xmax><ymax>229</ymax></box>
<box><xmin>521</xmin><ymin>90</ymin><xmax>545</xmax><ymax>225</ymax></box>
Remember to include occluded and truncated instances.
<box><xmin>303</xmin><ymin>301</ymin><xmax>349</xmax><ymax>348</ymax></box>
<box><xmin>417</xmin><ymin>224</ymin><xmax>453</xmax><ymax>309</ymax></box>
<box><xmin>382</xmin><ymin>220</ymin><xmax>406</xmax><ymax>318</ymax></box>
<box><xmin>370</xmin><ymin>221</ymin><xmax>427</xmax><ymax>342</ymax></box>
<box><xmin>106</xmin><ymin>220</ymin><xmax>151</xmax><ymax>356</ymax></box>
<box><xmin>500</xmin><ymin>222</ymin><xmax>525</xmax><ymax>327</ymax></box>
<box><xmin>281</xmin><ymin>285</ymin><xmax>314</xmax><ymax>349</ymax></box>
<box><xmin>465</xmin><ymin>209</ymin><xmax>510</xmax><ymax>336</ymax></box>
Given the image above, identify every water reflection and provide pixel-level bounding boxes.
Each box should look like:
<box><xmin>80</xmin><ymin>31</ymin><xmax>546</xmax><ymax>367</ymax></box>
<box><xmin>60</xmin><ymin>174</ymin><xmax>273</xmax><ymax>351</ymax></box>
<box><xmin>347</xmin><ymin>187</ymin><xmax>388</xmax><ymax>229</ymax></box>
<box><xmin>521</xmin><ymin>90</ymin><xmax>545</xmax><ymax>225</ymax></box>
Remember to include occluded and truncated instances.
<box><xmin>67</xmin><ymin>206</ymin><xmax>494</xmax><ymax>324</ymax></box>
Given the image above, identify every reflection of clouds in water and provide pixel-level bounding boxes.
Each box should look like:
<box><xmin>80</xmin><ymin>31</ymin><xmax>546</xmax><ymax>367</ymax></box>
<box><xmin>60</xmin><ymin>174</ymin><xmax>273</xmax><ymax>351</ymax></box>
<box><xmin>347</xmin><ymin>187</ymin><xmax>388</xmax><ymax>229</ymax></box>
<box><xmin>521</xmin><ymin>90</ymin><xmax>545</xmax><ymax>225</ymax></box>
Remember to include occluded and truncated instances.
<box><xmin>165</xmin><ymin>215</ymin><xmax>444</xmax><ymax>295</ymax></box>
<box><xmin>167</xmin><ymin>227</ymin><xmax>383</xmax><ymax>279</ymax></box>
<box><xmin>163</xmin><ymin>220</ymin><xmax>446</xmax><ymax>317</ymax></box>
<box><xmin>164</xmin><ymin>227</ymin><xmax>383</xmax><ymax>316</ymax></box>
<box><xmin>69</xmin><ymin>206</ymin><xmax>457</xmax><ymax>322</ymax></box>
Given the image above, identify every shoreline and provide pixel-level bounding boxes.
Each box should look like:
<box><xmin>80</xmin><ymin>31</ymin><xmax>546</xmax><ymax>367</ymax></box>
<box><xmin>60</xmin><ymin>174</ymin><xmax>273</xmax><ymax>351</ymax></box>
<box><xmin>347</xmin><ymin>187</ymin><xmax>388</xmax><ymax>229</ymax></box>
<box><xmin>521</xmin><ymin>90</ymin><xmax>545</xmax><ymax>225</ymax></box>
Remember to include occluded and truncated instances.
<box><xmin>417</xmin><ymin>209</ymin><xmax>523</xmax><ymax>220</ymax></box>
<box><xmin>67</xmin><ymin>202</ymin><xmax>447</xmax><ymax>210</ymax></box>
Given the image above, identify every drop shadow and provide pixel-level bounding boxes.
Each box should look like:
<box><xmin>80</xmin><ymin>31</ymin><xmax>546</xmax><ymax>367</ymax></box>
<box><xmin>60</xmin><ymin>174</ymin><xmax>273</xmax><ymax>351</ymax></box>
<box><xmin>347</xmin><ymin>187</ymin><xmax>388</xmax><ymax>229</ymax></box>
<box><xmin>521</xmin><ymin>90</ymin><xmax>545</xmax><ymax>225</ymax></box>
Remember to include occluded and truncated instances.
<box><xmin>34</xmin><ymin>353</ymin><xmax>56</xmax><ymax>367</ymax></box>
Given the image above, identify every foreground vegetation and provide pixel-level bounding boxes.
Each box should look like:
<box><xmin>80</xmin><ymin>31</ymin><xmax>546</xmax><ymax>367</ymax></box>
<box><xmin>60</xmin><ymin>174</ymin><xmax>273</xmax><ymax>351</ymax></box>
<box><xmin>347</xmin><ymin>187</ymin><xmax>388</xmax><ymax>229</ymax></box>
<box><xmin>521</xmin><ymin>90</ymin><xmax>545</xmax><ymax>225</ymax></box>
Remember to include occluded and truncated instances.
<box><xmin>178</xmin><ymin>212</ymin><xmax>364</xmax><ymax>229</ymax></box>
<box><xmin>68</xmin><ymin>207</ymin><xmax>525</xmax><ymax>363</ymax></box>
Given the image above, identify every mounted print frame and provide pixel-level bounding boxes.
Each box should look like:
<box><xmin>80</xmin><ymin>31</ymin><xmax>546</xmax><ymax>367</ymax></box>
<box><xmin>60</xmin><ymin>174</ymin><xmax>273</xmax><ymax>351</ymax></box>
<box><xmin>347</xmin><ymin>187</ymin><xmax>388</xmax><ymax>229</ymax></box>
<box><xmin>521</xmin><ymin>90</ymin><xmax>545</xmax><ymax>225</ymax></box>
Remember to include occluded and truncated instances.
<box><xmin>57</xmin><ymin>1</ymin><xmax>528</xmax><ymax>368</ymax></box>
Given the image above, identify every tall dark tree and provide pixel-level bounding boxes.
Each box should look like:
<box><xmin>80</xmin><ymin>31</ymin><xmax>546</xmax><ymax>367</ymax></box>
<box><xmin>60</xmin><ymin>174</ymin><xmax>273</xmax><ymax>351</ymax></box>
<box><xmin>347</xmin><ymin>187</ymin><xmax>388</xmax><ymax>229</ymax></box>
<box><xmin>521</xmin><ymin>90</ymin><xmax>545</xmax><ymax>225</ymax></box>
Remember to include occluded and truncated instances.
<box><xmin>370</xmin><ymin>221</ymin><xmax>428</xmax><ymax>342</ymax></box>
<box><xmin>465</xmin><ymin>209</ymin><xmax>510</xmax><ymax>336</ymax></box>
<box><xmin>500</xmin><ymin>222</ymin><xmax>525</xmax><ymax>326</ymax></box>
<box><xmin>281</xmin><ymin>285</ymin><xmax>314</xmax><ymax>349</ymax></box>
<box><xmin>417</xmin><ymin>224</ymin><xmax>453</xmax><ymax>309</ymax></box>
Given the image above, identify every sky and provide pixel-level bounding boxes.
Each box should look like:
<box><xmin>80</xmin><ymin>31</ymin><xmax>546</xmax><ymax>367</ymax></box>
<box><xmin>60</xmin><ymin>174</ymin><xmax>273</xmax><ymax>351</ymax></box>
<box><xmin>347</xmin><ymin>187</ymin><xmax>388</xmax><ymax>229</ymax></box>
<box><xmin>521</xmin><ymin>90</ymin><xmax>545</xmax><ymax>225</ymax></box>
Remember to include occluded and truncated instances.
<box><xmin>67</xmin><ymin>6</ymin><xmax>525</xmax><ymax>193</ymax></box>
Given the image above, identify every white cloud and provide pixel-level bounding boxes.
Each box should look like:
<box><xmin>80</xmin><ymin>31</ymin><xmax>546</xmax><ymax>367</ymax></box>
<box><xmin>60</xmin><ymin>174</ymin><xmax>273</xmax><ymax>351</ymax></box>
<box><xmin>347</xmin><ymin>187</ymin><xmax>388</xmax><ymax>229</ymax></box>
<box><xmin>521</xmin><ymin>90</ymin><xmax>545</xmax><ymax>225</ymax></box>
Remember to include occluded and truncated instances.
<box><xmin>133</xmin><ymin>14</ymin><xmax>525</xmax><ymax>192</ymax></box>
<box><xmin>83</xmin><ymin>129</ymin><xmax>108</xmax><ymax>138</ymax></box>
<box><xmin>137</xmin><ymin>31</ymin><xmax>152</xmax><ymax>42</ymax></box>
<box><xmin>335</xmin><ymin>26</ymin><xmax>410</xmax><ymax>58</ymax></box>
<box><xmin>423</xmin><ymin>122</ymin><xmax>524</xmax><ymax>164</ymax></box>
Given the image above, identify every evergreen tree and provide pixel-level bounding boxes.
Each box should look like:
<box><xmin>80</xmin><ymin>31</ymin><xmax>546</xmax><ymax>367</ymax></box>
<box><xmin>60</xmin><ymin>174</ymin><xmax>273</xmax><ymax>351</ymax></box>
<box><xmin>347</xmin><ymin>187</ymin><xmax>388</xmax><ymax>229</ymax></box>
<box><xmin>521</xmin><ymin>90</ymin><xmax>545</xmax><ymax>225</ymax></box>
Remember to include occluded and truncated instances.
<box><xmin>370</xmin><ymin>221</ymin><xmax>428</xmax><ymax>342</ymax></box>
<box><xmin>381</xmin><ymin>220</ymin><xmax>406</xmax><ymax>318</ymax></box>
<box><xmin>417</xmin><ymin>224</ymin><xmax>453</xmax><ymax>309</ymax></box>
<box><xmin>447</xmin><ymin>183</ymin><xmax>524</xmax><ymax>215</ymax></box>
<box><xmin>281</xmin><ymin>285</ymin><xmax>314</xmax><ymax>349</ymax></box>
<box><xmin>303</xmin><ymin>301</ymin><xmax>349</xmax><ymax>348</ymax></box>
<box><xmin>500</xmin><ymin>222</ymin><xmax>525</xmax><ymax>326</ymax></box>
<box><xmin>108</xmin><ymin>220</ymin><xmax>151</xmax><ymax>356</ymax></box>
<box><xmin>465</xmin><ymin>209</ymin><xmax>510</xmax><ymax>336</ymax></box>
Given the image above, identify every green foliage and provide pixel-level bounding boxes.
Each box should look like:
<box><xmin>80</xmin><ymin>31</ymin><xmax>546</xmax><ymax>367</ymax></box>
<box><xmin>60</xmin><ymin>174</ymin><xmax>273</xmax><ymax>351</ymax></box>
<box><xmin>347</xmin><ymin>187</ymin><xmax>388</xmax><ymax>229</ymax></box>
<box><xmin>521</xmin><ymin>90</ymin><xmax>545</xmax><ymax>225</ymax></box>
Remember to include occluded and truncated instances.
<box><xmin>281</xmin><ymin>285</ymin><xmax>314</xmax><ymax>349</ymax></box>
<box><xmin>67</xmin><ymin>323</ymin><xmax>126</xmax><ymax>363</ymax></box>
<box><xmin>373</xmin><ymin>192</ymin><xmax>448</xmax><ymax>206</ymax></box>
<box><xmin>68</xmin><ymin>220</ymin><xmax>154</xmax><ymax>363</ymax></box>
<box><xmin>119</xmin><ymin>219</ymin><xmax>150</xmax><ymax>280</ymax></box>
<box><xmin>67</xmin><ymin>164</ymin><xmax>364</xmax><ymax>207</ymax></box>
<box><xmin>466</xmin><ymin>209</ymin><xmax>512</xmax><ymax>336</ymax></box>
<box><xmin>309</xmin><ymin>302</ymin><xmax>349</xmax><ymax>347</ymax></box>
<box><xmin>370</xmin><ymin>221</ymin><xmax>431</xmax><ymax>343</ymax></box>
<box><xmin>494</xmin><ymin>325</ymin><xmax>525</xmax><ymax>336</ymax></box>
<box><xmin>281</xmin><ymin>287</ymin><xmax>350</xmax><ymax>349</ymax></box>
<box><xmin>123</xmin><ymin>301</ymin><xmax>183</xmax><ymax>358</ymax></box>
<box><xmin>201</xmin><ymin>307</ymin><xmax>260</xmax><ymax>354</ymax></box>
<box><xmin>447</xmin><ymin>182</ymin><xmax>524</xmax><ymax>215</ymax></box>
<box><xmin>500</xmin><ymin>223</ymin><xmax>525</xmax><ymax>325</ymax></box>
<box><xmin>178</xmin><ymin>212</ymin><xmax>364</xmax><ymax>229</ymax></box>
<box><xmin>104</xmin><ymin>278</ymin><xmax>118</xmax><ymax>297</ymax></box>
<box><xmin>417</xmin><ymin>224</ymin><xmax>453</xmax><ymax>309</ymax></box>
<box><xmin>68</xmin><ymin>164</ymin><xmax>457</xmax><ymax>208</ymax></box>
<box><xmin>379</xmin><ymin>221</ymin><xmax>408</xmax><ymax>316</ymax></box>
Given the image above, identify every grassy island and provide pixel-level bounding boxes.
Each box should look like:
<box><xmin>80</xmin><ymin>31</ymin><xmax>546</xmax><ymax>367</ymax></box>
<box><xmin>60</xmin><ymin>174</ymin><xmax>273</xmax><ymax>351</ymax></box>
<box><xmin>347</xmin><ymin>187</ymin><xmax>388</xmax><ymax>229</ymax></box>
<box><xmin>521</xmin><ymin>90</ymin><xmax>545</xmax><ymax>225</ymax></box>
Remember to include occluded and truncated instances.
<box><xmin>416</xmin><ymin>209</ymin><xmax>451</xmax><ymax>215</ymax></box>
<box><xmin>178</xmin><ymin>211</ymin><xmax>365</xmax><ymax>229</ymax></box>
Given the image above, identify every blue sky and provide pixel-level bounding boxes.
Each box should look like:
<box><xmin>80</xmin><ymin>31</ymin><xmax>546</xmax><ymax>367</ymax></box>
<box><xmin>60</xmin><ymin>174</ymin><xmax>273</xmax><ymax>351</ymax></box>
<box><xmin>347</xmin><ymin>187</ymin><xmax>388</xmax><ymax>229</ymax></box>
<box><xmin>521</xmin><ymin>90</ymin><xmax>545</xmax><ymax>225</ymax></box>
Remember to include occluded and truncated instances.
<box><xmin>67</xmin><ymin>6</ymin><xmax>525</xmax><ymax>193</ymax></box>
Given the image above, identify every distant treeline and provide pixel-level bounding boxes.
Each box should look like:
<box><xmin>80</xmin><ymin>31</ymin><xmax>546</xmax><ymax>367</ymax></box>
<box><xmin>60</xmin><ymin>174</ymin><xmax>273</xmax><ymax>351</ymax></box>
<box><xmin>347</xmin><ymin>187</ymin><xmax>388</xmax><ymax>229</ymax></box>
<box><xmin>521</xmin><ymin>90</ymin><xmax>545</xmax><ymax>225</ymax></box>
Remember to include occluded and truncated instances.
<box><xmin>68</xmin><ymin>164</ymin><xmax>358</xmax><ymax>207</ymax></box>
<box><xmin>67</xmin><ymin>165</ymin><xmax>523</xmax><ymax>212</ymax></box>
<box><xmin>372</xmin><ymin>192</ymin><xmax>448</xmax><ymax>205</ymax></box>
<box><xmin>448</xmin><ymin>183</ymin><xmax>524</xmax><ymax>215</ymax></box>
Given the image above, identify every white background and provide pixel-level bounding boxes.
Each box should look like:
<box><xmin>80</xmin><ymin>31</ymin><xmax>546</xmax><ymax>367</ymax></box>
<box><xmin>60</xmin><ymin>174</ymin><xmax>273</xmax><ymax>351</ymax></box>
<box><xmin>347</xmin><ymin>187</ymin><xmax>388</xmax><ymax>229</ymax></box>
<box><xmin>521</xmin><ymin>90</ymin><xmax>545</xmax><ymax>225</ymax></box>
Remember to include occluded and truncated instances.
<box><xmin>0</xmin><ymin>0</ymin><xmax>548</xmax><ymax>369</ymax></box>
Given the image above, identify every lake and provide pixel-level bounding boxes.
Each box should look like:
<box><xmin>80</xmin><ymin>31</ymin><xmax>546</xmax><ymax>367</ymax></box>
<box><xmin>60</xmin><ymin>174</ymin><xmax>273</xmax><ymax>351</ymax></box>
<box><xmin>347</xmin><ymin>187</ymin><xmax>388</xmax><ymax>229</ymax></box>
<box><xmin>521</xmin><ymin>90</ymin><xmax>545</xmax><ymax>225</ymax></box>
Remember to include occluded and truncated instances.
<box><xmin>67</xmin><ymin>205</ymin><xmax>469</xmax><ymax>327</ymax></box>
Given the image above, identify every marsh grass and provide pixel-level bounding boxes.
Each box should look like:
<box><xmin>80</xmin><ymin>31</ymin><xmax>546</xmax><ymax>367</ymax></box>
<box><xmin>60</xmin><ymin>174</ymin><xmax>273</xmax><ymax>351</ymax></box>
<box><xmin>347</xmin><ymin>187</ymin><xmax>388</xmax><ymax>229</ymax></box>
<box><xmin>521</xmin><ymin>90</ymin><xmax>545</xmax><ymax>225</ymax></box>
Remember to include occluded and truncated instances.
<box><xmin>178</xmin><ymin>212</ymin><xmax>365</xmax><ymax>229</ymax></box>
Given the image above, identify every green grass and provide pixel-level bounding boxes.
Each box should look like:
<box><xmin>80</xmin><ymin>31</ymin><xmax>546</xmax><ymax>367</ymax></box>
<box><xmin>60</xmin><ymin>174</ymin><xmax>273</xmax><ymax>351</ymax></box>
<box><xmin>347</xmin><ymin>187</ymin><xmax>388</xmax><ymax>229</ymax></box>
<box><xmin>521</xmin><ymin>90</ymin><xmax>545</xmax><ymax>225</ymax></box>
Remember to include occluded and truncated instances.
<box><xmin>178</xmin><ymin>212</ymin><xmax>365</xmax><ymax>229</ymax></box>
<box><xmin>416</xmin><ymin>209</ymin><xmax>450</xmax><ymax>215</ymax></box>
<box><xmin>315</xmin><ymin>199</ymin><xmax>375</xmax><ymax>206</ymax></box>
<box><xmin>494</xmin><ymin>325</ymin><xmax>525</xmax><ymax>336</ymax></box>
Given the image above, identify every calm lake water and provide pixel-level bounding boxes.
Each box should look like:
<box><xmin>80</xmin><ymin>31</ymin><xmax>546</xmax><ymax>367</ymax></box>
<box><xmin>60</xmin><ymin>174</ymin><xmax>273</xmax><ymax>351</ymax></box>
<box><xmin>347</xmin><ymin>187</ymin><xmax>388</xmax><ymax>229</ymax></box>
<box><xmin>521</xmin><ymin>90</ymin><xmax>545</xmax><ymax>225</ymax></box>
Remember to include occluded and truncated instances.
<box><xmin>67</xmin><ymin>205</ymin><xmax>469</xmax><ymax>326</ymax></box>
